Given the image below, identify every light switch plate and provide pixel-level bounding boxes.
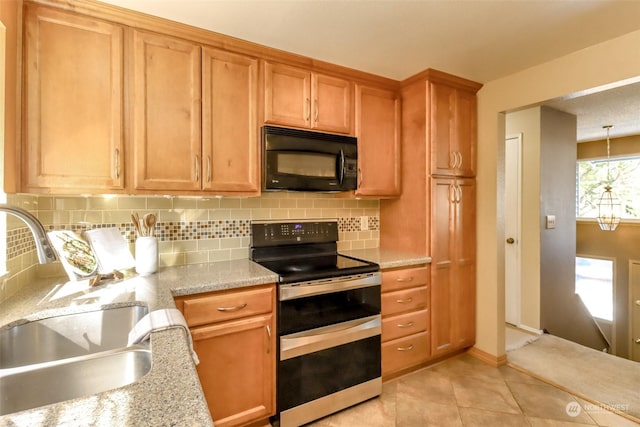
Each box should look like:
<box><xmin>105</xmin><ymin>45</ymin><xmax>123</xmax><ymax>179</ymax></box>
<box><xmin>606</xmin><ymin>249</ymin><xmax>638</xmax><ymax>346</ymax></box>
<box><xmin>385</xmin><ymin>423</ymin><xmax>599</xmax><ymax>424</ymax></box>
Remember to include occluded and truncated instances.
<box><xmin>546</xmin><ymin>215</ymin><xmax>556</xmax><ymax>229</ymax></box>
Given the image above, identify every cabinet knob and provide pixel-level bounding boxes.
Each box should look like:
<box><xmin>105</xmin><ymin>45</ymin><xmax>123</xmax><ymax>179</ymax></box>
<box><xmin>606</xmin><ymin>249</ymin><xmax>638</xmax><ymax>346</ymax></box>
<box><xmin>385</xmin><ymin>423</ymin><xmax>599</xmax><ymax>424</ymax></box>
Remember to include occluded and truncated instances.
<box><xmin>506</xmin><ymin>237</ymin><xmax>515</xmax><ymax>244</ymax></box>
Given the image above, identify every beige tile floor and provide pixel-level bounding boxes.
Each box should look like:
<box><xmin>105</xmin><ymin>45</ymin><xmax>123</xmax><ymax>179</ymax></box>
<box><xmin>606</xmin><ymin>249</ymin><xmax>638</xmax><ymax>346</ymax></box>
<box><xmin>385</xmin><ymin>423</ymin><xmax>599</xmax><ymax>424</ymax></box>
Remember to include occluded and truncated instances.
<box><xmin>307</xmin><ymin>354</ymin><xmax>639</xmax><ymax>427</ymax></box>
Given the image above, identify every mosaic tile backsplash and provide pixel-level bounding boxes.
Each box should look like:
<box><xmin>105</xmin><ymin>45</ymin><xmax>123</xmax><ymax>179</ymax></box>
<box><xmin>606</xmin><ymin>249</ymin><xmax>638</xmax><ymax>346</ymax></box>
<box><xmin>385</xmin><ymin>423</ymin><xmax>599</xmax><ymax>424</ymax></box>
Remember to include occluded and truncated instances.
<box><xmin>1</xmin><ymin>193</ymin><xmax>380</xmax><ymax>302</ymax></box>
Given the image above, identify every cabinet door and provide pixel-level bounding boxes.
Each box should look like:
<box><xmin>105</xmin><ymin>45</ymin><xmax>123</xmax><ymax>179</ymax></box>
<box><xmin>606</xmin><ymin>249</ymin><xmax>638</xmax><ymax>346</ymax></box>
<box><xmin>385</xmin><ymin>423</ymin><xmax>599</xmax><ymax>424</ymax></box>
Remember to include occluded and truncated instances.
<box><xmin>264</xmin><ymin>62</ymin><xmax>311</xmax><ymax>129</ymax></box>
<box><xmin>191</xmin><ymin>314</ymin><xmax>275</xmax><ymax>427</ymax></box>
<box><xmin>312</xmin><ymin>73</ymin><xmax>352</xmax><ymax>134</ymax></box>
<box><xmin>23</xmin><ymin>5</ymin><xmax>124</xmax><ymax>192</ymax></box>
<box><xmin>454</xmin><ymin>90</ymin><xmax>477</xmax><ymax>177</ymax></box>
<box><xmin>453</xmin><ymin>178</ymin><xmax>476</xmax><ymax>348</ymax></box>
<box><xmin>131</xmin><ymin>30</ymin><xmax>201</xmax><ymax>191</ymax></box>
<box><xmin>429</xmin><ymin>82</ymin><xmax>456</xmax><ymax>176</ymax></box>
<box><xmin>355</xmin><ymin>85</ymin><xmax>401</xmax><ymax>197</ymax></box>
<box><xmin>430</xmin><ymin>177</ymin><xmax>455</xmax><ymax>357</ymax></box>
<box><xmin>429</xmin><ymin>82</ymin><xmax>476</xmax><ymax>177</ymax></box>
<box><xmin>202</xmin><ymin>48</ymin><xmax>259</xmax><ymax>194</ymax></box>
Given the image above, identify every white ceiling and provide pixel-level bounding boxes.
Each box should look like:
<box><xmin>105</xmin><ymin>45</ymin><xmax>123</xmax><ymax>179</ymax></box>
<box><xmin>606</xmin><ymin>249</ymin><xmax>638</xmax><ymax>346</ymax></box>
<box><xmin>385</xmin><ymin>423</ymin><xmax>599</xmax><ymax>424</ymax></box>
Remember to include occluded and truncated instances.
<box><xmin>99</xmin><ymin>0</ymin><xmax>640</xmax><ymax>141</ymax></box>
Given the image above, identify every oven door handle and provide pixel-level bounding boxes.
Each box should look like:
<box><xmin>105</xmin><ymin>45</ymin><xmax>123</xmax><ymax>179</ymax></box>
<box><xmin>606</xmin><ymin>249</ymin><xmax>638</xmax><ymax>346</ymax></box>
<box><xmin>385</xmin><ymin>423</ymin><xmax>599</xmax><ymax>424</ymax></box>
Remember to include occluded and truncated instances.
<box><xmin>279</xmin><ymin>273</ymin><xmax>381</xmax><ymax>301</ymax></box>
<box><xmin>280</xmin><ymin>315</ymin><xmax>381</xmax><ymax>361</ymax></box>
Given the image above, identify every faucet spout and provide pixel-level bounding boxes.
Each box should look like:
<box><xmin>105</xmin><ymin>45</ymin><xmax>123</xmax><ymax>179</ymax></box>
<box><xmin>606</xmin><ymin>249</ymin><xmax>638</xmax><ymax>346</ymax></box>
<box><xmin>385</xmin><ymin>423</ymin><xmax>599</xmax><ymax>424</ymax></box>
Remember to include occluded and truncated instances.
<box><xmin>0</xmin><ymin>204</ymin><xmax>57</xmax><ymax>264</ymax></box>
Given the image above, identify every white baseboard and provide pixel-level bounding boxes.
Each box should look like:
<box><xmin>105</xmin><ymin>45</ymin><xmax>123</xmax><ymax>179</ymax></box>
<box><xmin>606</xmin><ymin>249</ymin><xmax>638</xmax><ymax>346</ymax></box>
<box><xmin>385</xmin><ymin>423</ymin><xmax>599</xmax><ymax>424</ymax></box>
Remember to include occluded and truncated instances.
<box><xmin>516</xmin><ymin>324</ymin><xmax>543</xmax><ymax>335</ymax></box>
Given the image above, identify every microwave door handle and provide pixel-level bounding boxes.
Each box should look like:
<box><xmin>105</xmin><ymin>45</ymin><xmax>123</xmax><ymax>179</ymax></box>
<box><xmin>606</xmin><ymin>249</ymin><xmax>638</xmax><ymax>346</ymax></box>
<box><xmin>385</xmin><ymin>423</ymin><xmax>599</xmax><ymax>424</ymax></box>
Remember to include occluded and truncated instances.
<box><xmin>338</xmin><ymin>149</ymin><xmax>345</xmax><ymax>184</ymax></box>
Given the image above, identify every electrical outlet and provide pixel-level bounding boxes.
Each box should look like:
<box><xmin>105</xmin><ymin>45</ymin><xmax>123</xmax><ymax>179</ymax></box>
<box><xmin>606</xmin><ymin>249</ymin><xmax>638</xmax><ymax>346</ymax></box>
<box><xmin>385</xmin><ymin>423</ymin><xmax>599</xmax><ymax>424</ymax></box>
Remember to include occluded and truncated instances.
<box><xmin>360</xmin><ymin>216</ymin><xmax>369</xmax><ymax>231</ymax></box>
<box><xmin>546</xmin><ymin>215</ymin><xmax>556</xmax><ymax>229</ymax></box>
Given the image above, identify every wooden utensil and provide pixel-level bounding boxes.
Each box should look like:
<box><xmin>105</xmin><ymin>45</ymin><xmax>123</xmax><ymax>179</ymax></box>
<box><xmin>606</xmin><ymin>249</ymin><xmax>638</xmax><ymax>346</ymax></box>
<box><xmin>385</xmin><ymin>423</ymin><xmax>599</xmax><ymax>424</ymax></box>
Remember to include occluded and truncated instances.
<box><xmin>131</xmin><ymin>213</ymin><xmax>143</xmax><ymax>236</ymax></box>
<box><xmin>144</xmin><ymin>213</ymin><xmax>157</xmax><ymax>237</ymax></box>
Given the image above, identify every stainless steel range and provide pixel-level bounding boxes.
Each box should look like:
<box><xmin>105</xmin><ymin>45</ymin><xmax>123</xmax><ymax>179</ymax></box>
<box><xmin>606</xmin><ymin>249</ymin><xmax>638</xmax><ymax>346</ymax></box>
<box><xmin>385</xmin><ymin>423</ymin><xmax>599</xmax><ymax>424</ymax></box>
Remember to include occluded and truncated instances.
<box><xmin>250</xmin><ymin>220</ymin><xmax>382</xmax><ymax>427</ymax></box>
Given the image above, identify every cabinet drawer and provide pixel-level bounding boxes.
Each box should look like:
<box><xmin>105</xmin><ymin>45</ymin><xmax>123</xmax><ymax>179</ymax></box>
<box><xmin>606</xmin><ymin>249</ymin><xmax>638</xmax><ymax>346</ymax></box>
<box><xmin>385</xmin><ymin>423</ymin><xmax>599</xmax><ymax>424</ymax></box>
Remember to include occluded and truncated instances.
<box><xmin>381</xmin><ymin>286</ymin><xmax>428</xmax><ymax>317</ymax></box>
<box><xmin>382</xmin><ymin>266</ymin><xmax>429</xmax><ymax>292</ymax></box>
<box><xmin>180</xmin><ymin>286</ymin><xmax>274</xmax><ymax>327</ymax></box>
<box><xmin>382</xmin><ymin>309</ymin><xmax>429</xmax><ymax>342</ymax></box>
<box><xmin>382</xmin><ymin>331</ymin><xmax>430</xmax><ymax>377</ymax></box>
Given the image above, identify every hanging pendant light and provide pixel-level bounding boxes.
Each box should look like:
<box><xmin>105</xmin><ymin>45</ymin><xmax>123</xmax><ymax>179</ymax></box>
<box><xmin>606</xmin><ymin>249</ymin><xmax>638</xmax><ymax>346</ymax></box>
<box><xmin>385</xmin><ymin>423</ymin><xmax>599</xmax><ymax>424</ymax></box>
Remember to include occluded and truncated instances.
<box><xmin>596</xmin><ymin>125</ymin><xmax>621</xmax><ymax>231</ymax></box>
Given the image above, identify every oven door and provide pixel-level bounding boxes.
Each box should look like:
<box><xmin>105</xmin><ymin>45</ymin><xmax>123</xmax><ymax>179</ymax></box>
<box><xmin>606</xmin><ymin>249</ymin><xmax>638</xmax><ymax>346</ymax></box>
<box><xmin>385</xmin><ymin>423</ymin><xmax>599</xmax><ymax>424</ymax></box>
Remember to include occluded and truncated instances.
<box><xmin>278</xmin><ymin>273</ymin><xmax>381</xmax><ymax>335</ymax></box>
<box><xmin>278</xmin><ymin>324</ymin><xmax>381</xmax><ymax>426</ymax></box>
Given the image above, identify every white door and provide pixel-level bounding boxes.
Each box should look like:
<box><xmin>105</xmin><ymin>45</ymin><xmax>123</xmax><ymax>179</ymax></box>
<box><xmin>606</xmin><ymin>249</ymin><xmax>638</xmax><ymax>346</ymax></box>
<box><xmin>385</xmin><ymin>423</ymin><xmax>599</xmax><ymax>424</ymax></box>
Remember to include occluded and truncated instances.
<box><xmin>630</xmin><ymin>260</ymin><xmax>640</xmax><ymax>362</ymax></box>
<box><xmin>505</xmin><ymin>134</ymin><xmax>523</xmax><ymax>325</ymax></box>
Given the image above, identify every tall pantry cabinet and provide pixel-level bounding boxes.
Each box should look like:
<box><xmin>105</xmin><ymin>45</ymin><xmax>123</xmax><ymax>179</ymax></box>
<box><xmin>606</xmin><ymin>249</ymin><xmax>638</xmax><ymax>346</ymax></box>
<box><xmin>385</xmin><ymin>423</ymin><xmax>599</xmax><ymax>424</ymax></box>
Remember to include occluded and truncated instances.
<box><xmin>380</xmin><ymin>69</ymin><xmax>482</xmax><ymax>361</ymax></box>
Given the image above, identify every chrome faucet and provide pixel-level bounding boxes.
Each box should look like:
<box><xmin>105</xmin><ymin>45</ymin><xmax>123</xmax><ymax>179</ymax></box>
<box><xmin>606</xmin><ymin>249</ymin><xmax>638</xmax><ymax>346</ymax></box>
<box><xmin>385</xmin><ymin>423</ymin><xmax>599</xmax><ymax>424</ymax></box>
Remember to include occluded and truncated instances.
<box><xmin>0</xmin><ymin>204</ymin><xmax>57</xmax><ymax>264</ymax></box>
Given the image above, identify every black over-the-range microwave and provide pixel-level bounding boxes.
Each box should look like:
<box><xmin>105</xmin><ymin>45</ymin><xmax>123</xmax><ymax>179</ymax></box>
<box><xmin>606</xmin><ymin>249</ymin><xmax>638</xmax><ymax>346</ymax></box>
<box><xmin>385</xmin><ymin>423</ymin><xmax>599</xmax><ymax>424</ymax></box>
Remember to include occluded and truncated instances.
<box><xmin>262</xmin><ymin>126</ymin><xmax>358</xmax><ymax>192</ymax></box>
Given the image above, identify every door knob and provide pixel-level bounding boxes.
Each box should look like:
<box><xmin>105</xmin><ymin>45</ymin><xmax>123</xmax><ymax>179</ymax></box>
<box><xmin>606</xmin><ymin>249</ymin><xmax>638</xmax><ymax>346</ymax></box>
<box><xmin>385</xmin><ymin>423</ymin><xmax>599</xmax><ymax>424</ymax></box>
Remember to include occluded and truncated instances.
<box><xmin>506</xmin><ymin>237</ymin><xmax>515</xmax><ymax>244</ymax></box>
<box><xmin>636</xmin><ymin>338</ymin><xmax>640</xmax><ymax>344</ymax></box>
<box><xmin>635</xmin><ymin>300</ymin><xmax>640</xmax><ymax>306</ymax></box>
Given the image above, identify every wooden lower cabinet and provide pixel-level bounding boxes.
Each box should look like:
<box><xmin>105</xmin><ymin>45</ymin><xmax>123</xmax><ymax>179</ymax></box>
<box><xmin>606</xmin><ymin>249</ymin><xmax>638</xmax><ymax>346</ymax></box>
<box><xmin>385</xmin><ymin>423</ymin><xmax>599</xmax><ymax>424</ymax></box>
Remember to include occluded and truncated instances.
<box><xmin>175</xmin><ymin>285</ymin><xmax>276</xmax><ymax>427</ymax></box>
<box><xmin>380</xmin><ymin>266</ymin><xmax>430</xmax><ymax>378</ymax></box>
<box><xmin>430</xmin><ymin>177</ymin><xmax>476</xmax><ymax>358</ymax></box>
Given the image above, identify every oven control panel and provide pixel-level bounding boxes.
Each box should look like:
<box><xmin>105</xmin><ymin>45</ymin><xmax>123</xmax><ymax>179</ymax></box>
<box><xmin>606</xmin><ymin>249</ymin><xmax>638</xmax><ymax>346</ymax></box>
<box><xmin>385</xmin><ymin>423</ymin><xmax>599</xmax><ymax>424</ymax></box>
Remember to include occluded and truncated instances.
<box><xmin>251</xmin><ymin>220</ymin><xmax>339</xmax><ymax>247</ymax></box>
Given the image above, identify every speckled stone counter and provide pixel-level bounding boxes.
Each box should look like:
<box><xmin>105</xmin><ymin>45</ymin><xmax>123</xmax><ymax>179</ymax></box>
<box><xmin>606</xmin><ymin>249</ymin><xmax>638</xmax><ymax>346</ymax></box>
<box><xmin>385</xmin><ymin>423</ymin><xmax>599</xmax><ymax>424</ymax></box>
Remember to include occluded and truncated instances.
<box><xmin>0</xmin><ymin>259</ymin><xmax>278</xmax><ymax>427</ymax></box>
<box><xmin>342</xmin><ymin>248</ymin><xmax>431</xmax><ymax>269</ymax></box>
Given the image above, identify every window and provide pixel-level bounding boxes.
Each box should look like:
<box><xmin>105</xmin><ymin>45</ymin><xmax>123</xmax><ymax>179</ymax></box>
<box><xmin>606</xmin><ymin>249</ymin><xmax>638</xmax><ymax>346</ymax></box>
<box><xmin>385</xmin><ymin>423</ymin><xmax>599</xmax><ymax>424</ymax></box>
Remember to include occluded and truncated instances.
<box><xmin>575</xmin><ymin>256</ymin><xmax>613</xmax><ymax>321</ymax></box>
<box><xmin>576</xmin><ymin>156</ymin><xmax>640</xmax><ymax>219</ymax></box>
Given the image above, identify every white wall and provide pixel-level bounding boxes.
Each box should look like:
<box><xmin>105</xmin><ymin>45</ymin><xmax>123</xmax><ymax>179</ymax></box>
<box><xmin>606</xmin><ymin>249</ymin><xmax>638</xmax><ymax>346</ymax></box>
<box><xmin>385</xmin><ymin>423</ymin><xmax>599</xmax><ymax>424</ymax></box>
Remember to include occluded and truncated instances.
<box><xmin>475</xmin><ymin>29</ymin><xmax>640</xmax><ymax>358</ymax></box>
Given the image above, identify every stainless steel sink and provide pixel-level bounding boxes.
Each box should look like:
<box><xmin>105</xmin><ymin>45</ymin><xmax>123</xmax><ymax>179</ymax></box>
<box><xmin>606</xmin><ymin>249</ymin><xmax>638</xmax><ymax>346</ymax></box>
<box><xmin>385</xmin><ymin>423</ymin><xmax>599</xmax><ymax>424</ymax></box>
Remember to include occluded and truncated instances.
<box><xmin>0</xmin><ymin>305</ymin><xmax>148</xmax><ymax>368</ymax></box>
<box><xmin>0</xmin><ymin>346</ymin><xmax>151</xmax><ymax>416</ymax></box>
<box><xmin>0</xmin><ymin>305</ymin><xmax>153</xmax><ymax>416</ymax></box>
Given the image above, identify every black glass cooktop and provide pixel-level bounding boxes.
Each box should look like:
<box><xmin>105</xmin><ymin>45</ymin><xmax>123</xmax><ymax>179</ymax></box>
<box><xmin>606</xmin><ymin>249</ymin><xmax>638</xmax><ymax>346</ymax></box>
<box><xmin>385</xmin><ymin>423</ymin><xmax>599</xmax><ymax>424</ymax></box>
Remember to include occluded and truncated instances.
<box><xmin>256</xmin><ymin>253</ymin><xmax>378</xmax><ymax>284</ymax></box>
<box><xmin>249</xmin><ymin>220</ymin><xmax>379</xmax><ymax>284</ymax></box>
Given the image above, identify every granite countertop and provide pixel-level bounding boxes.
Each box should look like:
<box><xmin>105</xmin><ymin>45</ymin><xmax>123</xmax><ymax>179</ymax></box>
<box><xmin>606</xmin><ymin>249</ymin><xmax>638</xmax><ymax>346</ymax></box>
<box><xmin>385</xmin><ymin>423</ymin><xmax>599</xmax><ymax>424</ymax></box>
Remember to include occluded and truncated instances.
<box><xmin>342</xmin><ymin>247</ymin><xmax>431</xmax><ymax>269</ymax></box>
<box><xmin>0</xmin><ymin>259</ymin><xmax>278</xmax><ymax>427</ymax></box>
<box><xmin>0</xmin><ymin>250</ymin><xmax>427</xmax><ymax>426</ymax></box>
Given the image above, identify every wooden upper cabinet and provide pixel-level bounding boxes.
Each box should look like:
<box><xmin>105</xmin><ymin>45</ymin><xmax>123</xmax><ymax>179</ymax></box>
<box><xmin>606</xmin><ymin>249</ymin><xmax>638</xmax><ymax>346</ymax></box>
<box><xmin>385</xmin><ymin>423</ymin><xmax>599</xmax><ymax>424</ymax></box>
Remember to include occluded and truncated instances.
<box><xmin>355</xmin><ymin>85</ymin><xmax>401</xmax><ymax>197</ymax></box>
<box><xmin>430</xmin><ymin>81</ymin><xmax>477</xmax><ymax>177</ymax></box>
<box><xmin>23</xmin><ymin>5</ymin><xmax>125</xmax><ymax>193</ymax></box>
<box><xmin>264</xmin><ymin>62</ymin><xmax>353</xmax><ymax>134</ymax></box>
<box><xmin>312</xmin><ymin>73</ymin><xmax>353</xmax><ymax>134</ymax></box>
<box><xmin>202</xmin><ymin>48</ymin><xmax>259</xmax><ymax>194</ymax></box>
<box><xmin>130</xmin><ymin>30</ymin><xmax>202</xmax><ymax>192</ymax></box>
<box><xmin>263</xmin><ymin>62</ymin><xmax>310</xmax><ymax>129</ymax></box>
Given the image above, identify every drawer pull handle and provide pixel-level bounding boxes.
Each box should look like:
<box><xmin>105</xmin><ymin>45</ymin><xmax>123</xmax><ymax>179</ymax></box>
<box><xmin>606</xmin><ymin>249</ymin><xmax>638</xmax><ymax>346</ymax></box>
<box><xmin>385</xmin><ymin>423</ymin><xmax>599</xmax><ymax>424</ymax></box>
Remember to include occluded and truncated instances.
<box><xmin>217</xmin><ymin>303</ymin><xmax>247</xmax><ymax>312</ymax></box>
<box><xmin>397</xmin><ymin>344</ymin><xmax>414</xmax><ymax>352</ymax></box>
<box><xmin>395</xmin><ymin>276</ymin><xmax>414</xmax><ymax>282</ymax></box>
<box><xmin>397</xmin><ymin>321</ymin><xmax>414</xmax><ymax>328</ymax></box>
<box><xmin>396</xmin><ymin>297</ymin><xmax>413</xmax><ymax>304</ymax></box>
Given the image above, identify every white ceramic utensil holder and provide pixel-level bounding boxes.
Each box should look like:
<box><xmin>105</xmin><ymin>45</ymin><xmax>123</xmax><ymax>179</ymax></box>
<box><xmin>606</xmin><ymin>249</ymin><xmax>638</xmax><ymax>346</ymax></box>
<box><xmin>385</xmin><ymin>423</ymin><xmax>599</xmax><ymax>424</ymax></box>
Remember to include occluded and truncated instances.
<box><xmin>135</xmin><ymin>237</ymin><xmax>158</xmax><ymax>276</ymax></box>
